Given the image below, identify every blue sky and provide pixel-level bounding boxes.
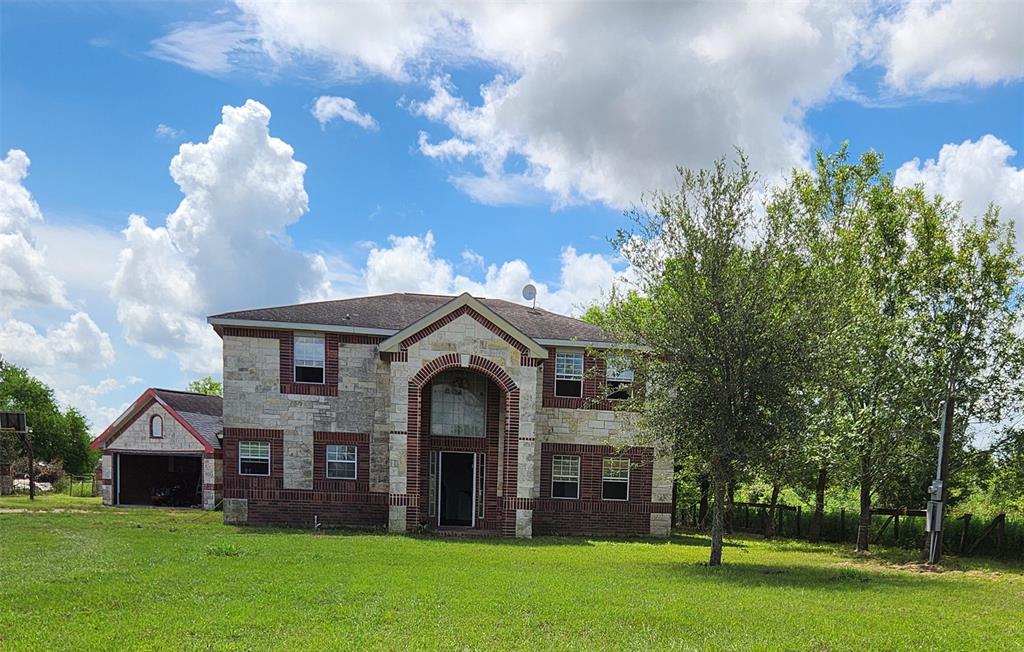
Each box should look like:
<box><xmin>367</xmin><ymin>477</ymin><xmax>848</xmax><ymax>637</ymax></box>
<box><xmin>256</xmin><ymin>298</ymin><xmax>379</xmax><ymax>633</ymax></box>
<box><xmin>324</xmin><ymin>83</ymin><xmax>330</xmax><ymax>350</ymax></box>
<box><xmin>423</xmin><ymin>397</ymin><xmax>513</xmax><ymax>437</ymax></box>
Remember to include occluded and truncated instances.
<box><xmin>1</xmin><ymin>0</ymin><xmax>1022</xmax><ymax>432</ymax></box>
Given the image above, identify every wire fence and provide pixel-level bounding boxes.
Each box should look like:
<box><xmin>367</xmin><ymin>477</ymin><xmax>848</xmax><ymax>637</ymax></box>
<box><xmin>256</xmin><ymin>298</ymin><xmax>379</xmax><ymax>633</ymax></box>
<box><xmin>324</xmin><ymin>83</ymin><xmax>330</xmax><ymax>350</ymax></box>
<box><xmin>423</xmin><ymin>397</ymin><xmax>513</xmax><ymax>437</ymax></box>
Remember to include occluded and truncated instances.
<box><xmin>681</xmin><ymin>502</ymin><xmax>1023</xmax><ymax>561</ymax></box>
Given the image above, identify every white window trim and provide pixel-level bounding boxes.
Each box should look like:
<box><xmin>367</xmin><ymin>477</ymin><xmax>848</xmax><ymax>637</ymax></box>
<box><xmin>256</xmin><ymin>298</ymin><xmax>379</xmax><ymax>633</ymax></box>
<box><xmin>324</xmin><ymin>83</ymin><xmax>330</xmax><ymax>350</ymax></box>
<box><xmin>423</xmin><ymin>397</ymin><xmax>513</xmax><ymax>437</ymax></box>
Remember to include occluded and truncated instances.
<box><xmin>294</xmin><ymin>333</ymin><xmax>326</xmax><ymax>385</ymax></box>
<box><xmin>238</xmin><ymin>441</ymin><xmax>271</xmax><ymax>477</ymax></box>
<box><xmin>554</xmin><ymin>350</ymin><xmax>585</xmax><ymax>398</ymax></box>
<box><xmin>326</xmin><ymin>444</ymin><xmax>358</xmax><ymax>480</ymax></box>
<box><xmin>551</xmin><ymin>454</ymin><xmax>581</xmax><ymax>500</ymax></box>
<box><xmin>602</xmin><ymin>458</ymin><xmax>630</xmax><ymax>501</ymax></box>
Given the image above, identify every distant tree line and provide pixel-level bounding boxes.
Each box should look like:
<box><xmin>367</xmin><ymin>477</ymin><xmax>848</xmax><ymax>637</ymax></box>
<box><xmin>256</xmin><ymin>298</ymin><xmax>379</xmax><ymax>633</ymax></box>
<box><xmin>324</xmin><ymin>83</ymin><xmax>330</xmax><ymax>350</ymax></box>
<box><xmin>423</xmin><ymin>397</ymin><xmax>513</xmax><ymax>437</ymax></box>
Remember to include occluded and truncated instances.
<box><xmin>589</xmin><ymin>145</ymin><xmax>1024</xmax><ymax>565</ymax></box>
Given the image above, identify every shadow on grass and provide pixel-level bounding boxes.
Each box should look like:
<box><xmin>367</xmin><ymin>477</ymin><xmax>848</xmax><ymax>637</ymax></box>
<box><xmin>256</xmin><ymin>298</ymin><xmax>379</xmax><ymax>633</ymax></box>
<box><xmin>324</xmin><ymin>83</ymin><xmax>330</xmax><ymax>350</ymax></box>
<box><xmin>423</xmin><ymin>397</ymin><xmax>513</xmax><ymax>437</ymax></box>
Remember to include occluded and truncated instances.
<box><xmin>662</xmin><ymin>558</ymin><xmax>931</xmax><ymax>592</ymax></box>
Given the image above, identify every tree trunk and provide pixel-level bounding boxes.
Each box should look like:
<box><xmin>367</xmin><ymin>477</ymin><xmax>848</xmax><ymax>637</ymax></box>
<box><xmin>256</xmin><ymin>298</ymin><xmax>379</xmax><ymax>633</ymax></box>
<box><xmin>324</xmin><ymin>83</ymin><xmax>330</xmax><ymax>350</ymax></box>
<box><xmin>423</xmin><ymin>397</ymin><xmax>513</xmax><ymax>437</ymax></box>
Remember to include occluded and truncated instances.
<box><xmin>808</xmin><ymin>466</ymin><xmax>827</xmax><ymax>543</ymax></box>
<box><xmin>709</xmin><ymin>471</ymin><xmax>726</xmax><ymax>566</ymax></box>
<box><xmin>764</xmin><ymin>482</ymin><xmax>781</xmax><ymax>539</ymax></box>
<box><xmin>856</xmin><ymin>453</ymin><xmax>871</xmax><ymax>552</ymax></box>
<box><xmin>698</xmin><ymin>475</ymin><xmax>710</xmax><ymax>530</ymax></box>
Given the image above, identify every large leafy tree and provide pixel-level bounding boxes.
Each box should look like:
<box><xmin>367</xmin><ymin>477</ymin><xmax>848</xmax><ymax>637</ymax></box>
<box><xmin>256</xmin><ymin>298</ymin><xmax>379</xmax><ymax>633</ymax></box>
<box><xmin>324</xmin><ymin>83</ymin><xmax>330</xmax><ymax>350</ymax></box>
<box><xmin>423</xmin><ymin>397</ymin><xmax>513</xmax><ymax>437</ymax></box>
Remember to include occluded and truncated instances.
<box><xmin>187</xmin><ymin>376</ymin><xmax>223</xmax><ymax>397</ymax></box>
<box><xmin>0</xmin><ymin>358</ymin><xmax>97</xmax><ymax>475</ymax></box>
<box><xmin>603</xmin><ymin>154</ymin><xmax>822</xmax><ymax>565</ymax></box>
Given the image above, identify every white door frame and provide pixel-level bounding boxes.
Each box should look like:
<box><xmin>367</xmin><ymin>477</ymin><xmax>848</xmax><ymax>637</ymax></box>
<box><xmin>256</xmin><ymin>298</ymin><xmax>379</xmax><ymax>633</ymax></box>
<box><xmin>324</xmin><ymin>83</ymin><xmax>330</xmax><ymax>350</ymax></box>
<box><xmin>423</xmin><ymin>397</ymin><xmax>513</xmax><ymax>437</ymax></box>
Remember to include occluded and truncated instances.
<box><xmin>437</xmin><ymin>450</ymin><xmax>476</xmax><ymax>527</ymax></box>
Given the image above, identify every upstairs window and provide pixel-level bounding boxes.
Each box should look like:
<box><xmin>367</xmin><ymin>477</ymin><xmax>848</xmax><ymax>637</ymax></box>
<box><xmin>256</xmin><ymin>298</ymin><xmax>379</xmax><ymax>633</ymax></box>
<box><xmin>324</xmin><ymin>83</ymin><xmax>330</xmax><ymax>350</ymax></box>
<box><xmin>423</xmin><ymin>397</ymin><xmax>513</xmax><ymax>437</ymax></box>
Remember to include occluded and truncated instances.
<box><xmin>430</xmin><ymin>370</ymin><xmax>487</xmax><ymax>437</ymax></box>
<box><xmin>239</xmin><ymin>441</ymin><xmax>270</xmax><ymax>476</ymax></box>
<box><xmin>294</xmin><ymin>335</ymin><xmax>325</xmax><ymax>384</ymax></box>
<box><xmin>149</xmin><ymin>415</ymin><xmax>163</xmax><ymax>438</ymax></box>
<box><xmin>602</xmin><ymin>458</ymin><xmax>630</xmax><ymax>501</ymax></box>
<box><xmin>326</xmin><ymin>444</ymin><xmax>357</xmax><ymax>479</ymax></box>
<box><xmin>606</xmin><ymin>356</ymin><xmax>635</xmax><ymax>400</ymax></box>
<box><xmin>555</xmin><ymin>351</ymin><xmax>584</xmax><ymax>398</ymax></box>
<box><xmin>551</xmin><ymin>454</ymin><xmax>580</xmax><ymax>499</ymax></box>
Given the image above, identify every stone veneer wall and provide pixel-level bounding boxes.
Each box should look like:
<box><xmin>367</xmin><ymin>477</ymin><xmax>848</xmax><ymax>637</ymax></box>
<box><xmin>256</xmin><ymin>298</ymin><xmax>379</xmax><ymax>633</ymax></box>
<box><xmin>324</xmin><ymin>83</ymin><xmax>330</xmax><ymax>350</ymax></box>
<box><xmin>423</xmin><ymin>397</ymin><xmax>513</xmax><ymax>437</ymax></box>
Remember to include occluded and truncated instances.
<box><xmin>534</xmin><ymin>407</ymin><xmax>673</xmax><ymax>537</ymax></box>
<box><xmin>105</xmin><ymin>403</ymin><xmax>205</xmax><ymax>454</ymax></box>
<box><xmin>384</xmin><ymin>312</ymin><xmax>541</xmax><ymax>537</ymax></box>
<box><xmin>221</xmin><ymin>332</ymin><xmax>392</xmax><ymax>528</ymax></box>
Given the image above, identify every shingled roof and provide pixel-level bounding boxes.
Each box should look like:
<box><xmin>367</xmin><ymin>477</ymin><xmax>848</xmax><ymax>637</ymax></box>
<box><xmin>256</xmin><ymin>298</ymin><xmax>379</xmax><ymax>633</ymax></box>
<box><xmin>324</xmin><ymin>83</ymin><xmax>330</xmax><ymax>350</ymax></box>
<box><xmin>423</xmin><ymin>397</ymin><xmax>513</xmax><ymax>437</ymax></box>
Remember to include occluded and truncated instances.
<box><xmin>152</xmin><ymin>389</ymin><xmax>223</xmax><ymax>450</ymax></box>
<box><xmin>209</xmin><ymin>293</ymin><xmax>613</xmax><ymax>344</ymax></box>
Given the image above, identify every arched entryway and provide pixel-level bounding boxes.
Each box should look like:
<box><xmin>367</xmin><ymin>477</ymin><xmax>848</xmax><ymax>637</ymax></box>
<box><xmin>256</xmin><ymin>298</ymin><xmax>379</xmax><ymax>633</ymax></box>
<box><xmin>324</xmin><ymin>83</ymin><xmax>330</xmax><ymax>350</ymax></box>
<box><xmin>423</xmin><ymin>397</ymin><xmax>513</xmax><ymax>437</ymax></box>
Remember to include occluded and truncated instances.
<box><xmin>406</xmin><ymin>354</ymin><xmax>520</xmax><ymax>534</ymax></box>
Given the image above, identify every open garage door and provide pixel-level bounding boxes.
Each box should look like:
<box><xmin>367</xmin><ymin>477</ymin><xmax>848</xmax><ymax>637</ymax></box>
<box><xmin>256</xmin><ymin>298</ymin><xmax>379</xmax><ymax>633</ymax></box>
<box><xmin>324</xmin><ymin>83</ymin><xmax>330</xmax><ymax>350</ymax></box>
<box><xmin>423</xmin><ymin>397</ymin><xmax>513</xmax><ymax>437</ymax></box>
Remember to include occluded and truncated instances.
<box><xmin>115</xmin><ymin>454</ymin><xmax>202</xmax><ymax>508</ymax></box>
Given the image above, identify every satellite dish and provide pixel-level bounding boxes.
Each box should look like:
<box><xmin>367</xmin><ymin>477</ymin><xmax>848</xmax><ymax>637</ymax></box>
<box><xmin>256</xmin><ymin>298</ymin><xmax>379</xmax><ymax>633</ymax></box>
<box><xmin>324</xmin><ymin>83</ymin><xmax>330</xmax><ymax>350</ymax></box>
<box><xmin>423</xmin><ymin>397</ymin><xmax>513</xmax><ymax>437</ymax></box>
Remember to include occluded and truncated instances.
<box><xmin>522</xmin><ymin>283</ymin><xmax>537</xmax><ymax>309</ymax></box>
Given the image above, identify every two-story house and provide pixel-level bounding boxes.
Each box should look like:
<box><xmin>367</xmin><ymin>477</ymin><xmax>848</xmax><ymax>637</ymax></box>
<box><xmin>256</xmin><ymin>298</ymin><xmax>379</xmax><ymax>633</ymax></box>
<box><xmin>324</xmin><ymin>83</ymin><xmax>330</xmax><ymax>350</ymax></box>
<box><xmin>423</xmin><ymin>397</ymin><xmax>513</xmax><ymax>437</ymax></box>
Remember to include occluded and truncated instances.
<box><xmin>94</xmin><ymin>292</ymin><xmax>673</xmax><ymax>538</ymax></box>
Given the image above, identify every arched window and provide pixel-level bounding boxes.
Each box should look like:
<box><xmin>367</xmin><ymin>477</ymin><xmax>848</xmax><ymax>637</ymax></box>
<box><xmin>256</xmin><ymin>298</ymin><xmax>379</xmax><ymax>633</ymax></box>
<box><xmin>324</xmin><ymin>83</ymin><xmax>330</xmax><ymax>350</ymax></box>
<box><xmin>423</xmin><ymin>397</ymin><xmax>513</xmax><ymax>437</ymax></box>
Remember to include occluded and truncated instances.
<box><xmin>150</xmin><ymin>414</ymin><xmax>163</xmax><ymax>438</ymax></box>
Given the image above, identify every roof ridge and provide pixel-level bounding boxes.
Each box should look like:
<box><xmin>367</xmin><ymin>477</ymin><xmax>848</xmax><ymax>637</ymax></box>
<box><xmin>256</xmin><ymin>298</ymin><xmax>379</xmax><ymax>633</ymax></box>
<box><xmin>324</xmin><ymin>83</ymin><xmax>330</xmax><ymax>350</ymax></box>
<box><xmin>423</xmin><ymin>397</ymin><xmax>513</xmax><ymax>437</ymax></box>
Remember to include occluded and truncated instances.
<box><xmin>152</xmin><ymin>387</ymin><xmax>222</xmax><ymax>399</ymax></box>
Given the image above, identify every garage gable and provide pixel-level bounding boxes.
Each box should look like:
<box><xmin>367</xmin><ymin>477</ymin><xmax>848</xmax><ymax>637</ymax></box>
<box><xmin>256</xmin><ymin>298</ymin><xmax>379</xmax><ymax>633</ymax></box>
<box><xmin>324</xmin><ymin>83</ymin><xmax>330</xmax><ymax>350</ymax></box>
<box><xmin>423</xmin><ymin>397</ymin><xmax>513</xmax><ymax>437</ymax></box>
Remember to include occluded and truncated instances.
<box><xmin>104</xmin><ymin>402</ymin><xmax>206</xmax><ymax>453</ymax></box>
<box><xmin>92</xmin><ymin>389</ymin><xmax>218</xmax><ymax>454</ymax></box>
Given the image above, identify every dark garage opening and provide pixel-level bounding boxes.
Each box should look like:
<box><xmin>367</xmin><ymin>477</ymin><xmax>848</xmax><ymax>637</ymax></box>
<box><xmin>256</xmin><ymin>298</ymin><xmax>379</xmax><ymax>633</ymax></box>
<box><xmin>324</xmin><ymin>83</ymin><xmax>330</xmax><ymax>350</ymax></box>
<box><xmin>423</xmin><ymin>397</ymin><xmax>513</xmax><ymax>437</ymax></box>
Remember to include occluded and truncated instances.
<box><xmin>116</xmin><ymin>454</ymin><xmax>202</xmax><ymax>507</ymax></box>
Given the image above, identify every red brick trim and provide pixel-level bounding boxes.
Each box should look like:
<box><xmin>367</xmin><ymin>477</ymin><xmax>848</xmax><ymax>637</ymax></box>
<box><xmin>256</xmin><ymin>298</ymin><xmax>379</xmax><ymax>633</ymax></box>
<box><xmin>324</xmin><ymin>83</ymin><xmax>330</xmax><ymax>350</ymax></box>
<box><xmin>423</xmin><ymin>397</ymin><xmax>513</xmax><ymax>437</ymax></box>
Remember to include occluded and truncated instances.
<box><xmin>222</xmin><ymin>427</ymin><xmax>284</xmax><ymax>493</ymax></box>
<box><xmin>541</xmin><ymin>347</ymin><xmax>630</xmax><ymax>410</ymax></box>
<box><xmin>279</xmin><ymin>332</ymin><xmax>340</xmax><ymax>396</ymax></box>
<box><xmin>400</xmin><ymin>304</ymin><xmax>531</xmax><ymax>355</ymax></box>
<box><xmin>313</xmin><ymin>432</ymin><xmax>370</xmax><ymax>492</ymax></box>
<box><xmin>405</xmin><ymin>352</ymin><xmax>521</xmax><ymax>533</ymax></box>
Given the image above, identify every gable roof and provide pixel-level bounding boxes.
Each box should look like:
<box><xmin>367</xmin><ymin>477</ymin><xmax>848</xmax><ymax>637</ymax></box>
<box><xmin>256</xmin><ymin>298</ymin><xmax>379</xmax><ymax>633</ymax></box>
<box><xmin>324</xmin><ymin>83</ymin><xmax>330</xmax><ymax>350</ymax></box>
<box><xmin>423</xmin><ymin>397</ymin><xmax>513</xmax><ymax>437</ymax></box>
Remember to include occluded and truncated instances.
<box><xmin>378</xmin><ymin>293</ymin><xmax>549</xmax><ymax>358</ymax></box>
<box><xmin>90</xmin><ymin>388</ymin><xmax>222</xmax><ymax>452</ymax></box>
<box><xmin>208</xmin><ymin>292</ymin><xmax>613</xmax><ymax>345</ymax></box>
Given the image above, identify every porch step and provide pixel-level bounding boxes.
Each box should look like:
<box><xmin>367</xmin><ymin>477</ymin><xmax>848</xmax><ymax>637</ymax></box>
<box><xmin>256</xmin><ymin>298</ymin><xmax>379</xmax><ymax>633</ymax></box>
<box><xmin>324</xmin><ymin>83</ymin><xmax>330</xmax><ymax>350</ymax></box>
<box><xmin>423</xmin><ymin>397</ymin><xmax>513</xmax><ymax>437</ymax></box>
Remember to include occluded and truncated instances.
<box><xmin>431</xmin><ymin>528</ymin><xmax>501</xmax><ymax>538</ymax></box>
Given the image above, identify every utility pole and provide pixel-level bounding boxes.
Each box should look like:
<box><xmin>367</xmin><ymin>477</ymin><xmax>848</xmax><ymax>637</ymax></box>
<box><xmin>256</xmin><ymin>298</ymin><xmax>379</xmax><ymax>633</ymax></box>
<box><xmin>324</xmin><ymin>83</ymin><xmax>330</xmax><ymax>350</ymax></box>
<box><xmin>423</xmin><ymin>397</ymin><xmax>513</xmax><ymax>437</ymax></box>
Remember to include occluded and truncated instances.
<box><xmin>927</xmin><ymin>398</ymin><xmax>954</xmax><ymax>564</ymax></box>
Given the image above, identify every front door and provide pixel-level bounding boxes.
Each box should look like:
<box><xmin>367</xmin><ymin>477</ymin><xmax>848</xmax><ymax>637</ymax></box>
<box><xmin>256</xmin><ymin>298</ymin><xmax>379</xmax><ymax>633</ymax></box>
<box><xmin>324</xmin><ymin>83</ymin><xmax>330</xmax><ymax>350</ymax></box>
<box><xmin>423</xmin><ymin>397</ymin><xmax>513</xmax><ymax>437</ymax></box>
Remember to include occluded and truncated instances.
<box><xmin>438</xmin><ymin>452</ymin><xmax>475</xmax><ymax>527</ymax></box>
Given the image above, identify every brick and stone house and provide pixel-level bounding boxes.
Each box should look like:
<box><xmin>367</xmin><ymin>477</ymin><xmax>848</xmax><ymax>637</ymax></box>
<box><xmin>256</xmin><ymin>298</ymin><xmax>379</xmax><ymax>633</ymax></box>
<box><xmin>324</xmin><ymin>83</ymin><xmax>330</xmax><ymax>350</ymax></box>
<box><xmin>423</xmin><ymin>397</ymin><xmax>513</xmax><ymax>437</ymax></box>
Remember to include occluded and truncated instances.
<box><xmin>91</xmin><ymin>388</ymin><xmax>223</xmax><ymax>509</ymax></box>
<box><xmin>97</xmin><ymin>292</ymin><xmax>673</xmax><ymax>538</ymax></box>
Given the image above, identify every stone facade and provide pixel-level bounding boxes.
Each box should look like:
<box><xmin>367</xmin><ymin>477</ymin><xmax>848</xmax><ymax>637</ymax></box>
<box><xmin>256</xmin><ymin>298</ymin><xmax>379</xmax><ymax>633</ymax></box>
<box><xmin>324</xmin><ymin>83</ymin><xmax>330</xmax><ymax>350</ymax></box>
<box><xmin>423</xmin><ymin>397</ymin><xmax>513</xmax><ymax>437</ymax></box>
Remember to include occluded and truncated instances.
<box><xmin>106</xmin><ymin>403</ymin><xmax>204</xmax><ymax>454</ymax></box>
<box><xmin>217</xmin><ymin>303</ymin><xmax>673</xmax><ymax>538</ymax></box>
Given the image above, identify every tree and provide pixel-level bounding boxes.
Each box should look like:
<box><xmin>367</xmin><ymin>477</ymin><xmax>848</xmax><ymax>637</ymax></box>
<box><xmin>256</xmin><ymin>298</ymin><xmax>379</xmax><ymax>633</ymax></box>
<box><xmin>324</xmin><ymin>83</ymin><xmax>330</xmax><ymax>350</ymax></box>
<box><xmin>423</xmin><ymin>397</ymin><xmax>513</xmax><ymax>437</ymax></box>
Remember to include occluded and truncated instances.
<box><xmin>0</xmin><ymin>358</ymin><xmax>98</xmax><ymax>475</ymax></box>
<box><xmin>603</xmin><ymin>154</ymin><xmax>822</xmax><ymax>565</ymax></box>
<box><xmin>187</xmin><ymin>376</ymin><xmax>223</xmax><ymax>396</ymax></box>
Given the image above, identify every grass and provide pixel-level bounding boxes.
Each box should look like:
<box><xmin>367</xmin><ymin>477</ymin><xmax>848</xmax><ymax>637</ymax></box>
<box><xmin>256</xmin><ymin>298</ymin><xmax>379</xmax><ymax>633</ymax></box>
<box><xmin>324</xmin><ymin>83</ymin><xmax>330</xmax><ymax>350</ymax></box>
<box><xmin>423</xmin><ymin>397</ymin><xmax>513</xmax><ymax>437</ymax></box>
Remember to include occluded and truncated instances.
<box><xmin>1</xmin><ymin>495</ymin><xmax>1022</xmax><ymax>650</ymax></box>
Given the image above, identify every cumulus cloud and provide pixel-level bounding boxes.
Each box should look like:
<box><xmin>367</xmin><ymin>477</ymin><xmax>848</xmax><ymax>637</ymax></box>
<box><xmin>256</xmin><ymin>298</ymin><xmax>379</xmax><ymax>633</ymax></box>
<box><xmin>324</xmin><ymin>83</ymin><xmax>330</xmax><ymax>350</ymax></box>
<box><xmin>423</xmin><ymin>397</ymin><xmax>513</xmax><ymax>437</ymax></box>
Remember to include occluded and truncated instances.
<box><xmin>878</xmin><ymin>0</ymin><xmax>1024</xmax><ymax>91</ymax></box>
<box><xmin>199</xmin><ymin>2</ymin><xmax>866</xmax><ymax>208</ymax></box>
<box><xmin>111</xmin><ymin>99</ymin><xmax>331</xmax><ymax>372</ymax></box>
<box><xmin>363</xmin><ymin>231</ymin><xmax>625</xmax><ymax>315</ymax></box>
<box><xmin>894</xmin><ymin>135</ymin><xmax>1023</xmax><ymax>241</ymax></box>
<box><xmin>311</xmin><ymin>96</ymin><xmax>378</xmax><ymax>130</ymax></box>
<box><xmin>0</xmin><ymin>149</ymin><xmax>68</xmax><ymax>310</ymax></box>
<box><xmin>0</xmin><ymin>312</ymin><xmax>115</xmax><ymax>370</ymax></box>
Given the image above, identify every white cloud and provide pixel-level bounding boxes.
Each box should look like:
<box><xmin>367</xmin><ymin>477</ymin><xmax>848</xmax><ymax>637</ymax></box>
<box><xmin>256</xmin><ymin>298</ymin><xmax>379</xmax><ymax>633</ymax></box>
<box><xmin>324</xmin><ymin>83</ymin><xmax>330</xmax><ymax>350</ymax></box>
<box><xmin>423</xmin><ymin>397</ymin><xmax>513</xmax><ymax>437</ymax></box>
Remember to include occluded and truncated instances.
<box><xmin>0</xmin><ymin>312</ymin><xmax>115</xmax><ymax>371</ymax></box>
<box><xmin>895</xmin><ymin>135</ymin><xmax>1024</xmax><ymax>242</ymax></box>
<box><xmin>0</xmin><ymin>149</ymin><xmax>68</xmax><ymax>310</ymax></box>
<box><xmin>225</xmin><ymin>2</ymin><xmax>865</xmax><ymax>208</ymax></box>
<box><xmin>155</xmin><ymin>123</ymin><xmax>185</xmax><ymax>141</ymax></box>
<box><xmin>311</xmin><ymin>96</ymin><xmax>378</xmax><ymax>130</ymax></box>
<box><xmin>149</xmin><ymin>20</ymin><xmax>258</xmax><ymax>74</ymax></box>
<box><xmin>33</xmin><ymin>222</ymin><xmax>123</xmax><ymax>294</ymax></box>
<box><xmin>363</xmin><ymin>231</ymin><xmax>624</xmax><ymax>315</ymax></box>
<box><xmin>55</xmin><ymin>378</ymin><xmax>128</xmax><ymax>433</ymax></box>
<box><xmin>878</xmin><ymin>0</ymin><xmax>1024</xmax><ymax>92</ymax></box>
<box><xmin>111</xmin><ymin>99</ymin><xmax>331</xmax><ymax>373</ymax></box>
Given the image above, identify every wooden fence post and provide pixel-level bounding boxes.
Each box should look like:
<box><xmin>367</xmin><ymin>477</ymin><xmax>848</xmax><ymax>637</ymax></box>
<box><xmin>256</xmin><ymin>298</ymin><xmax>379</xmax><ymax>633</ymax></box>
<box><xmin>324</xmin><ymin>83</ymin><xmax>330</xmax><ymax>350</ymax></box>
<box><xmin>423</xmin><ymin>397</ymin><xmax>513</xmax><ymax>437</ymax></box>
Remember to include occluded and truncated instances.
<box><xmin>796</xmin><ymin>506</ymin><xmax>802</xmax><ymax>538</ymax></box>
<box><xmin>840</xmin><ymin>508</ymin><xmax>846</xmax><ymax>542</ymax></box>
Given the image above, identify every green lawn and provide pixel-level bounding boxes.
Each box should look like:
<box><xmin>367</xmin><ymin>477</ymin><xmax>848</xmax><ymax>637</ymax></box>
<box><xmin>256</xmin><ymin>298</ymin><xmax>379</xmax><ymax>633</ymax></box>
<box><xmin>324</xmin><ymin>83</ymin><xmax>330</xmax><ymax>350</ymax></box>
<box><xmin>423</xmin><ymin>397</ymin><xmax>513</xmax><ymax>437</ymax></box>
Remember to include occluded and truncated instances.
<box><xmin>2</xmin><ymin>495</ymin><xmax>1022</xmax><ymax>651</ymax></box>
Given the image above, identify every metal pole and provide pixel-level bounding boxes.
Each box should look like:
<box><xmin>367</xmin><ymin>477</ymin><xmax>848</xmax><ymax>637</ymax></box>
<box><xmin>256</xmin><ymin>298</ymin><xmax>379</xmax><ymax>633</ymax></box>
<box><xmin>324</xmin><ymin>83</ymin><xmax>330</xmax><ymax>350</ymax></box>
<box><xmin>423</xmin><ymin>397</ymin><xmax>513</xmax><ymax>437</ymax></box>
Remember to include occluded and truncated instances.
<box><xmin>927</xmin><ymin>400</ymin><xmax>950</xmax><ymax>564</ymax></box>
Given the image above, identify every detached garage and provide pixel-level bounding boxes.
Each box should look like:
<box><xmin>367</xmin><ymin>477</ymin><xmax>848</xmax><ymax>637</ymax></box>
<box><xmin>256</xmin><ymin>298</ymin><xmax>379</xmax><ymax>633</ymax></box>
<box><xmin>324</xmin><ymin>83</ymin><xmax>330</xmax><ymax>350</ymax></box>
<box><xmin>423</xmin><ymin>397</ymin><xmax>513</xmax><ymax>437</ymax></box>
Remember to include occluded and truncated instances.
<box><xmin>91</xmin><ymin>389</ymin><xmax>223</xmax><ymax>510</ymax></box>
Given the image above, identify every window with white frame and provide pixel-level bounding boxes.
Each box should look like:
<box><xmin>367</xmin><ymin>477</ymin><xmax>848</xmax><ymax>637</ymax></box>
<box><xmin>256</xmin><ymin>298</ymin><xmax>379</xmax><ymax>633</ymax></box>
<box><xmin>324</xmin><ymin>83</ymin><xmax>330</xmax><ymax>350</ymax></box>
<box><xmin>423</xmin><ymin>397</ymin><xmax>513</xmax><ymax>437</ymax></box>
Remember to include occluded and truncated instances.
<box><xmin>551</xmin><ymin>454</ymin><xmax>580</xmax><ymax>499</ymax></box>
<box><xmin>606</xmin><ymin>355</ymin><xmax>635</xmax><ymax>400</ymax></box>
<box><xmin>554</xmin><ymin>351</ymin><xmax>584</xmax><ymax>398</ymax></box>
<box><xmin>239</xmin><ymin>441</ymin><xmax>270</xmax><ymax>476</ymax></box>
<box><xmin>602</xmin><ymin>458</ymin><xmax>630</xmax><ymax>500</ymax></box>
<box><xmin>430</xmin><ymin>370</ymin><xmax>487</xmax><ymax>437</ymax></box>
<box><xmin>326</xmin><ymin>444</ymin><xmax>357</xmax><ymax>479</ymax></box>
<box><xmin>149</xmin><ymin>414</ymin><xmax>163</xmax><ymax>438</ymax></box>
<box><xmin>294</xmin><ymin>334</ymin><xmax>325</xmax><ymax>383</ymax></box>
